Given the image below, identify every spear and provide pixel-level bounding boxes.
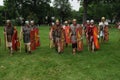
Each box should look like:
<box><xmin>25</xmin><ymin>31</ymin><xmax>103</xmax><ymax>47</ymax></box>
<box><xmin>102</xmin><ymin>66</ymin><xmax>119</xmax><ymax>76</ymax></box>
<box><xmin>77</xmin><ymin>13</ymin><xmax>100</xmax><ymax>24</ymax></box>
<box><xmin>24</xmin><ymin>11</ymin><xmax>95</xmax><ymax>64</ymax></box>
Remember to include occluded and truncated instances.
<box><xmin>19</xmin><ymin>26</ymin><xmax>23</xmax><ymax>53</ymax></box>
<box><xmin>4</xmin><ymin>27</ymin><xmax>7</xmax><ymax>50</ymax></box>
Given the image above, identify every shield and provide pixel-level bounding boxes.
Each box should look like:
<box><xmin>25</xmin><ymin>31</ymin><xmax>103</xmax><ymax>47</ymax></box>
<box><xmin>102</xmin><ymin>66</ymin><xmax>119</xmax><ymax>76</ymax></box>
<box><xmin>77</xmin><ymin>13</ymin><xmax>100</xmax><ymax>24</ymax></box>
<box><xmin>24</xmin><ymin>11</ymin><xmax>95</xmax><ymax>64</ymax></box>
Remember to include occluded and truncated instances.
<box><xmin>76</xmin><ymin>27</ymin><xmax>83</xmax><ymax>51</ymax></box>
<box><xmin>93</xmin><ymin>27</ymin><xmax>100</xmax><ymax>49</ymax></box>
<box><xmin>64</xmin><ymin>26</ymin><xmax>71</xmax><ymax>44</ymax></box>
<box><xmin>30</xmin><ymin>29</ymin><xmax>36</xmax><ymax>51</ymax></box>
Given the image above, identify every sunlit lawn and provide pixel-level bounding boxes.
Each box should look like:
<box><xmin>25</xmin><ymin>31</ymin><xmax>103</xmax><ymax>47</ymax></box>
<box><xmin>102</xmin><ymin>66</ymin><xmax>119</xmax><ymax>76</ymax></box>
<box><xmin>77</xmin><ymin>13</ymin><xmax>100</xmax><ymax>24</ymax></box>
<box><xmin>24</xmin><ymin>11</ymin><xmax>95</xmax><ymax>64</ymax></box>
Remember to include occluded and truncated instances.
<box><xmin>0</xmin><ymin>26</ymin><xmax>120</xmax><ymax>80</ymax></box>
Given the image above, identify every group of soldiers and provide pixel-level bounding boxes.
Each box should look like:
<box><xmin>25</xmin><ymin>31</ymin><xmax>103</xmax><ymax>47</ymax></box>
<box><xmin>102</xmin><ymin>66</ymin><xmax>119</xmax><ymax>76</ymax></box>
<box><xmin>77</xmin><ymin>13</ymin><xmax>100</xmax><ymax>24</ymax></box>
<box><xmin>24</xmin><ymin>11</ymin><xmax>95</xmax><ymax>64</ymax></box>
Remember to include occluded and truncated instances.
<box><xmin>1</xmin><ymin>16</ymin><xmax>118</xmax><ymax>55</ymax></box>
<box><xmin>49</xmin><ymin>17</ymin><xmax>109</xmax><ymax>54</ymax></box>
<box><xmin>3</xmin><ymin>20</ymin><xmax>40</xmax><ymax>56</ymax></box>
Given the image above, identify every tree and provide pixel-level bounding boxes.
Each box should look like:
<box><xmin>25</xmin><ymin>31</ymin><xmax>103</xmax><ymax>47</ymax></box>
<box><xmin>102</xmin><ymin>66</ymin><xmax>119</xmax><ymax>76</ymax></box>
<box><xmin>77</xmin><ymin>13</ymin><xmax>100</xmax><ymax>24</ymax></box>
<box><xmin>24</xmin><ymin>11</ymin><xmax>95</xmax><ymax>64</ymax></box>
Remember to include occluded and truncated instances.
<box><xmin>71</xmin><ymin>0</ymin><xmax>120</xmax><ymax>23</ymax></box>
<box><xmin>53</xmin><ymin>0</ymin><xmax>72</xmax><ymax>22</ymax></box>
<box><xmin>3</xmin><ymin>0</ymin><xmax>51</xmax><ymax>24</ymax></box>
<box><xmin>0</xmin><ymin>6</ymin><xmax>5</xmax><ymax>25</ymax></box>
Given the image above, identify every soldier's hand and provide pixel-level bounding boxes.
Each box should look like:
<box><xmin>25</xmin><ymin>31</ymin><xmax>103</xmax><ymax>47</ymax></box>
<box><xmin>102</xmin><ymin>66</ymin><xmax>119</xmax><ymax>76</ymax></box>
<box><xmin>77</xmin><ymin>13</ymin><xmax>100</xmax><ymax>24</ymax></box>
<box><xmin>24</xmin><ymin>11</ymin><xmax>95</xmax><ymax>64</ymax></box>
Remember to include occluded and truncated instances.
<box><xmin>4</xmin><ymin>32</ymin><xmax>6</xmax><ymax>35</ymax></box>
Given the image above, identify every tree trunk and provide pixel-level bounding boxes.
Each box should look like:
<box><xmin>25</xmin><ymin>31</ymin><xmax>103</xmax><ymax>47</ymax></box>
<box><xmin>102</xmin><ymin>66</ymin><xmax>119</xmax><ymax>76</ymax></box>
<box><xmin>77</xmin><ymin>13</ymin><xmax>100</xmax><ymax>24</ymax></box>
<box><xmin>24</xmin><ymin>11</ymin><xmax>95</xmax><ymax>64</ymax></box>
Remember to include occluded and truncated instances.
<box><xmin>83</xmin><ymin>0</ymin><xmax>88</xmax><ymax>23</ymax></box>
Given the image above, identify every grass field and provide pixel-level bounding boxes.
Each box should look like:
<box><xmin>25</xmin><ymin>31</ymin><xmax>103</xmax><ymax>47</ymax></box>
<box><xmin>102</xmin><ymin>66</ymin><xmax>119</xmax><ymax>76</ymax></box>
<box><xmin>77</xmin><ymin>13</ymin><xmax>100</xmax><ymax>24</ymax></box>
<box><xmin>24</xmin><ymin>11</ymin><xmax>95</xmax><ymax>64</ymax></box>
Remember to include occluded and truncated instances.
<box><xmin>0</xmin><ymin>26</ymin><xmax>120</xmax><ymax>80</ymax></box>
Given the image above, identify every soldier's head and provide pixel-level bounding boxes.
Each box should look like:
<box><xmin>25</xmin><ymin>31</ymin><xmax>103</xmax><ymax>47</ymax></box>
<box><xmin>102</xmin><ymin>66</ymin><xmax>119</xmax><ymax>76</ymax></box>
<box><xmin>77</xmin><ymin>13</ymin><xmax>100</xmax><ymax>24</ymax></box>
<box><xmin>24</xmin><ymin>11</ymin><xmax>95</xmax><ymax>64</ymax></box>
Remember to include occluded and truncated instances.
<box><xmin>25</xmin><ymin>21</ymin><xmax>29</xmax><ymax>26</ymax></box>
<box><xmin>51</xmin><ymin>22</ymin><xmax>55</xmax><ymax>26</ymax></box>
<box><xmin>101</xmin><ymin>17</ymin><xmax>106</xmax><ymax>22</ymax></box>
<box><xmin>90</xmin><ymin>19</ymin><xmax>94</xmax><ymax>25</ymax></box>
<box><xmin>64</xmin><ymin>21</ymin><xmax>68</xmax><ymax>26</ymax></box>
<box><xmin>86</xmin><ymin>20</ymin><xmax>90</xmax><ymax>24</ymax></box>
<box><xmin>30</xmin><ymin>20</ymin><xmax>34</xmax><ymax>26</ymax></box>
<box><xmin>72</xmin><ymin>19</ymin><xmax>77</xmax><ymax>25</ymax></box>
<box><xmin>56</xmin><ymin>19</ymin><xmax>60</xmax><ymax>26</ymax></box>
<box><xmin>6</xmin><ymin>20</ymin><xmax>11</xmax><ymax>26</ymax></box>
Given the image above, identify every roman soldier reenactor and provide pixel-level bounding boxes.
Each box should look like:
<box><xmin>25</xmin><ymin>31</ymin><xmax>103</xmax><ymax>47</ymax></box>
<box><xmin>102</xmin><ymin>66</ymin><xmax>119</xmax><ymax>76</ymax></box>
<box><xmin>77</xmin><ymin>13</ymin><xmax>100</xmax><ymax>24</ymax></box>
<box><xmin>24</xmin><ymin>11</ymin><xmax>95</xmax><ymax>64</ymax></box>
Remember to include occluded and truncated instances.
<box><xmin>99</xmin><ymin>17</ymin><xmax>109</xmax><ymax>43</ymax></box>
<box><xmin>4</xmin><ymin>20</ymin><xmax>14</xmax><ymax>55</ymax></box>
<box><xmin>54</xmin><ymin>19</ymin><xmax>65</xmax><ymax>54</ymax></box>
<box><xmin>63</xmin><ymin>21</ymin><xmax>71</xmax><ymax>47</ymax></box>
<box><xmin>70</xmin><ymin>19</ymin><xmax>83</xmax><ymax>55</ymax></box>
<box><xmin>21</xmin><ymin>21</ymin><xmax>31</xmax><ymax>54</ymax></box>
<box><xmin>85</xmin><ymin>20</ymin><xmax>90</xmax><ymax>45</ymax></box>
<box><xmin>87</xmin><ymin>20</ymin><xmax>100</xmax><ymax>52</ymax></box>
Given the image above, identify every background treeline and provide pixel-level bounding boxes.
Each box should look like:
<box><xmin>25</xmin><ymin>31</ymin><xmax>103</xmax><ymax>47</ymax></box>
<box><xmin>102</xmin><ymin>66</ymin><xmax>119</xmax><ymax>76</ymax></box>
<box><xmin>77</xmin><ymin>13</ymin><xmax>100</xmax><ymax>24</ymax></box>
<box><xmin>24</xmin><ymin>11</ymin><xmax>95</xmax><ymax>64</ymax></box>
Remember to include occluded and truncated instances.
<box><xmin>0</xmin><ymin>0</ymin><xmax>120</xmax><ymax>25</ymax></box>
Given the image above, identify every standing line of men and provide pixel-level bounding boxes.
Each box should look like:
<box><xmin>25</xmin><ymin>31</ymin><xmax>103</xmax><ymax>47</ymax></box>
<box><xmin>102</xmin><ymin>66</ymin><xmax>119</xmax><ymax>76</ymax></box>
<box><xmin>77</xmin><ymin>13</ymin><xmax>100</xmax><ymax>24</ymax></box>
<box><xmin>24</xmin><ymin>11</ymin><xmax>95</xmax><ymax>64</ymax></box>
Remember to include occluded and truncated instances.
<box><xmin>49</xmin><ymin>17</ymin><xmax>109</xmax><ymax>54</ymax></box>
<box><xmin>4</xmin><ymin>20</ymin><xmax>40</xmax><ymax>55</ymax></box>
<box><xmin>3</xmin><ymin>17</ymin><xmax>110</xmax><ymax>55</ymax></box>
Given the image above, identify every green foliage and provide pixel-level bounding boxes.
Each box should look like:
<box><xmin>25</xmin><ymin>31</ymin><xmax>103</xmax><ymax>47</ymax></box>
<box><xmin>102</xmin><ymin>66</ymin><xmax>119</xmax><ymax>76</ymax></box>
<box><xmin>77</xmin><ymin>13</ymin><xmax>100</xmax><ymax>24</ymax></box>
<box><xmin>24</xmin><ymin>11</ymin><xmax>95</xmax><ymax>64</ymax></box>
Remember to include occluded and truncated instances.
<box><xmin>1</xmin><ymin>0</ymin><xmax>120</xmax><ymax>25</ymax></box>
<box><xmin>0</xmin><ymin>6</ymin><xmax>5</xmax><ymax>25</ymax></box>
<box><xmin>3</xmin><ymin>0</ymin><xmax>51</xmax><ymax>23</ymax></box>
<box><xmin>53</xmin><ymin>0</ymin><xmax>72</xmax><ymax>22</ymax></box>
<box><xmin>78</xmin><ymin>0</ymin><xmax>120</xmax><ymax>22</ymax></box>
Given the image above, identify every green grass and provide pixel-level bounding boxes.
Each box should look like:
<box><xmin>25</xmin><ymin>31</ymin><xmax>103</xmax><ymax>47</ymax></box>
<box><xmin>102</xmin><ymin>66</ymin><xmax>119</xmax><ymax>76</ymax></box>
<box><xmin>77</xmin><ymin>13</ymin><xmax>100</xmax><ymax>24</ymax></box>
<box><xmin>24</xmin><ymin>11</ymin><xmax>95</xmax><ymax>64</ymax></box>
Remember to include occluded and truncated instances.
<box><xmin>0</xmin><ymin>26</ymin><xmax>120</xmax><ymax>80</ymax></box>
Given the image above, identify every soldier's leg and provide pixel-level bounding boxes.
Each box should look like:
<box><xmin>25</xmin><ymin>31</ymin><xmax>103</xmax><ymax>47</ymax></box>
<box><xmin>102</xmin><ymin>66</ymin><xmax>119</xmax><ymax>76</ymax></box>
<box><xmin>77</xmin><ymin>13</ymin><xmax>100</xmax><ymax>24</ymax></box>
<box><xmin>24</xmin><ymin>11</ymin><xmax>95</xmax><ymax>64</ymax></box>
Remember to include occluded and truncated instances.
<box><xmin>66</xmin><ymin>43</ymin><xmax>68</xmax><ymax>47</ymax></box>
<box><xmin>57</xmin><ymin>41</ymin><xmax>61</xmax><ymax>53</ymax></box>
<box><xmin>8</xmin><ymin>42</ymin><xmax>13</xmax><ymax>55</ymax></box>
<box><xmin>27</xmin><ymin>43</ymin><xmax>31</xmax><ymax>54</ymax></box>
<box><xmin>92</xmin><ymin>41</ymin><xmax>95</xmax><ymax>52</ymax></box>
<box><xmin>50</xmin><ymin>39</ymin><xmax>52</xmax><ymax>48</ymax></box>
<box><xmin>24</xmin><ymin>44</ymin><xmax>27</xmax><ymax>53</ymax></box>
<box><xmin>55</xmin><ymin>38</ymin><xmax>58</xmax><ymax>52</ymax></box>
<box><xmin>72</xmin><ymin>43</ymin><xmax>77</xmax><ymax>55</ymax></box>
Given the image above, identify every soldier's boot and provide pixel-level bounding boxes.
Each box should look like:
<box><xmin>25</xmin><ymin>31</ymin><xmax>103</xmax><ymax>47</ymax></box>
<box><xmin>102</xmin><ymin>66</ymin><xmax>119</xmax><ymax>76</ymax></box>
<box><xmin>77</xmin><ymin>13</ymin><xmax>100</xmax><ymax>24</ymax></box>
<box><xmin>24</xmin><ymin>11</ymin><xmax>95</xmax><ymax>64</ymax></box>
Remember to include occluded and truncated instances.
<box><xmin>28</xmin><ymin>45</ymin><xmax>31</xmax><ymax>54</ymax></box>
<box><xmin>9</xmin><ymin>47</ymin><xmax>13</xmax><ymax>56</ymax></box>
<box><xmin>58</xmin><ymin>46</ymin><xmax>61</xmax><ymax>54</ymax></box>
<box><xmin>72</xmin><ymin>48</ymin><xmax>76</xmax><ymax>55</ymax></box>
